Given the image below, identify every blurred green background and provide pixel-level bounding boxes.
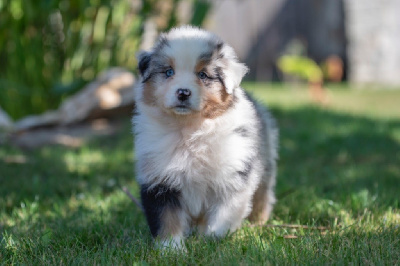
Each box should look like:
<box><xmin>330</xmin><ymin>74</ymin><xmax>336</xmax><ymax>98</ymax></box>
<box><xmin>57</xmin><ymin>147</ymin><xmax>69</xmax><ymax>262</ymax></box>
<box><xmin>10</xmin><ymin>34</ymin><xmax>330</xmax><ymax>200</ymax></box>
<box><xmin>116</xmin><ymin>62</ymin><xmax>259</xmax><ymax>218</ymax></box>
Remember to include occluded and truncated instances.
<box><xmin>0</xmin><ymin>0</ymin><xmax>210</xmax><ymax>119</ymax></box>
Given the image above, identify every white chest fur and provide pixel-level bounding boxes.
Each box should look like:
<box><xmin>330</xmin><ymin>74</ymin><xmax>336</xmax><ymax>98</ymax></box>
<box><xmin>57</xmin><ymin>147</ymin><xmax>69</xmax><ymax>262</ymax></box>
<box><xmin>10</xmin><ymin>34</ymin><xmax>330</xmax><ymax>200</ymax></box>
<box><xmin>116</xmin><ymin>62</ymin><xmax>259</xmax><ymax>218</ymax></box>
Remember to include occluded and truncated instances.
<box><xmin>133</xmin><ymin>93</ymin><xmax>261</xmax><ymax>218</ymax></box>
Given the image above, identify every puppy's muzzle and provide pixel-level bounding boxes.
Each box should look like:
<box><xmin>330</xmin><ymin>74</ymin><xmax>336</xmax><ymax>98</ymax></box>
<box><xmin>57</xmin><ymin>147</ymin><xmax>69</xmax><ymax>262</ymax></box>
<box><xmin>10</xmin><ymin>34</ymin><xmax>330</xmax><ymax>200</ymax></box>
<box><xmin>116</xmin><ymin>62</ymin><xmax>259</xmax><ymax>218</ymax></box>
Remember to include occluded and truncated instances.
<box><xmin>176</xmin><ymin>88</ymin><xmax>191</xmax><ymax>102</ymax></box>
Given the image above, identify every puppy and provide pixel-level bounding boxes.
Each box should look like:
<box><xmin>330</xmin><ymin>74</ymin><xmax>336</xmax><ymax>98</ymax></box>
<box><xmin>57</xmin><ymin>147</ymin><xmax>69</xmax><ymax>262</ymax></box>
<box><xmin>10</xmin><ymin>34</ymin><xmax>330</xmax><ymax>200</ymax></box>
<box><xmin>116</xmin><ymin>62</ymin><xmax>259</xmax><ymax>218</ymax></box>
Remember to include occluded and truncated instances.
<box><xmin>133</xmin><ymin>26</ymin><xmax>278</xmax><ymax>249</ymax></box>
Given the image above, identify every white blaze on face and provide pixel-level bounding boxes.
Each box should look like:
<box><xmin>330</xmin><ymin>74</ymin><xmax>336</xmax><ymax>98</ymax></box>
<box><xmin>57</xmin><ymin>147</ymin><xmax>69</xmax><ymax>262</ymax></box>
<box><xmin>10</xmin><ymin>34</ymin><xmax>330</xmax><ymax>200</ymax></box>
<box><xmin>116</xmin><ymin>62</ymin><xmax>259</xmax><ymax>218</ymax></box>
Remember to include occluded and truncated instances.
<box><xmin>161</xmin><ymin>38</ymin><xmax>211</xmax><ymax>114</ymax></box>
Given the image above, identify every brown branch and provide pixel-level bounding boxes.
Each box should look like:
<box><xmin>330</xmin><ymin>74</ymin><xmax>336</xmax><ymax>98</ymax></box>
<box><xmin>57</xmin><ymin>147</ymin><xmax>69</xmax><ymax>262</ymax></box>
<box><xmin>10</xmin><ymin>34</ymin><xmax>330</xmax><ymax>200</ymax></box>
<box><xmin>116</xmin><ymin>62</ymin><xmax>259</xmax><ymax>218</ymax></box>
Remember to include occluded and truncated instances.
<box><xmin>121</xmin><ymin>186</ymin><xmax>144</xmax><ymax>212</ymax></box>
<box><xmin>249</xmin><ymin>223</ymin><xmax>330</xmax><ymax>231</ymax></box>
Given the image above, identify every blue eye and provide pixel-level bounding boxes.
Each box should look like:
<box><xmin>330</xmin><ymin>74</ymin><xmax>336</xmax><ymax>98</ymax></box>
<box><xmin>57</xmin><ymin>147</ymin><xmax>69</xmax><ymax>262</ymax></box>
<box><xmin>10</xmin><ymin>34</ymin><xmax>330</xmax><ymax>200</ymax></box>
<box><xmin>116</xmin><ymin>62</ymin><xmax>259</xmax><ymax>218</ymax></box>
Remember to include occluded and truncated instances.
<box><xmin>198</xmin><ymin>71</ymin><xmax>208</xmax><ymax>79</ymax></box>
<box><xmin>165</xmin><ymin>68</ymin><xmax>174</xmax><ymax>77</ymax></box>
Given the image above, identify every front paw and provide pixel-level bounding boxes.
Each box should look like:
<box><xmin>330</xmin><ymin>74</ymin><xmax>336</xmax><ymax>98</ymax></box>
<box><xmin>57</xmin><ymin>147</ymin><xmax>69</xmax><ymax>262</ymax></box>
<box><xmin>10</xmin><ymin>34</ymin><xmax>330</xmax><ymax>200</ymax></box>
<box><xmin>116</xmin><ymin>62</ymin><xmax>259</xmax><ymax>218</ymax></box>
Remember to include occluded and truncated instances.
<box><xmin>155</xmin><ymin>236</ymin><xmax>187</xmax><ymax>252</ymax></box>
<box><xmin>205</xmin><ymin>225</ymin><xmax>233</xmax><ymax>239</ymax></box>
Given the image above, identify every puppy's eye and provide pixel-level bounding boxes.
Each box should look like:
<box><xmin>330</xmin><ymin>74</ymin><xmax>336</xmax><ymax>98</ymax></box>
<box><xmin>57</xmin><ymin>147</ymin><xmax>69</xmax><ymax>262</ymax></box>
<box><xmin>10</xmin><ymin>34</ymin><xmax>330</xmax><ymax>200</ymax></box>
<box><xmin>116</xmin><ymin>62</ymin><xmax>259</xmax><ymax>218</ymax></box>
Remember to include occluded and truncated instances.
<box><xmin>197</xmin><ymin>71</ymin><xmax>208</xmax><ymax>79</ymax></box>
<box><xmin>165</xmin><ymin>68</ymin><xmax>174</xmax><ymax>78</ymax></box>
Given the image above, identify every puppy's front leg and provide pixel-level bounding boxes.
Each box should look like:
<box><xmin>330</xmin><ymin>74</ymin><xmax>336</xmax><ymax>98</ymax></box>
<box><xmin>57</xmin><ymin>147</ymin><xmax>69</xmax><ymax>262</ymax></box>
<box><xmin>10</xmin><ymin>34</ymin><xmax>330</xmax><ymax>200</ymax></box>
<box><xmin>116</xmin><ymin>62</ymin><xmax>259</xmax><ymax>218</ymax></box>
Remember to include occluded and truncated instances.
<box><xmin>205</xmin><ymin>196</ymin><xmax>251</xmax><ymax>237</ymax></box>
<box><xmin>140</xmin><ymin>184</ymin><xmax>187</xmax><ymax>249</ymax></box>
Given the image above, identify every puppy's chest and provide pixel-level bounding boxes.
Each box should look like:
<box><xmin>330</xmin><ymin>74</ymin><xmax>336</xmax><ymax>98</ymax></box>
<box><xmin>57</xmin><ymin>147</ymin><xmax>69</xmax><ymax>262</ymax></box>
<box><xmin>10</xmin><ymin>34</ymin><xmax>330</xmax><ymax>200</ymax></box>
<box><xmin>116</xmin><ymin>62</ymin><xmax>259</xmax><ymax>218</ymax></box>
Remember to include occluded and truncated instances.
<box><xmin>174</xmin><ymin>134</ymin><xmax>228</xmax><ymax>173</ymax></box>
<box><xmin>139</xmin><ymin>125</ymin><xmax>253</xmax><ymax>191</ymax></box>
<box><xmin>157</xmin><ymin>130</ymin><xmax>240</xmax><ymax>178</ymax></box>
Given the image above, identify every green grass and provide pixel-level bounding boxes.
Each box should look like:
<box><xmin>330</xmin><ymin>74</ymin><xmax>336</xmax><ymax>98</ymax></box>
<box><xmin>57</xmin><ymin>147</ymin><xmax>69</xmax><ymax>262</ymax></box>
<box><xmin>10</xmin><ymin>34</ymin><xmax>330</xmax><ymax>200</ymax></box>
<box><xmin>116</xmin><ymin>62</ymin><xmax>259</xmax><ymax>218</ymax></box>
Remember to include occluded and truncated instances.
<box><xmin>1</xmin><ymin>84</ymin><xmax>400</xmax><ymax>264</ymax></box>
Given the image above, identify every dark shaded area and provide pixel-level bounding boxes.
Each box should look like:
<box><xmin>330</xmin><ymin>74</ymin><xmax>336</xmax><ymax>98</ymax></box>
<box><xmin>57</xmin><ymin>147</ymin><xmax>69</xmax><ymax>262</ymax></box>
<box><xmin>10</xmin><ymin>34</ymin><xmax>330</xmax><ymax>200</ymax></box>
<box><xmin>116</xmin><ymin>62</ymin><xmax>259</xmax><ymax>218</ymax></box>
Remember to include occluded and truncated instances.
<box><xmin>245</xmin><ymin>0</ymin><xmax>347</xmax><ymax>81</ymax></box>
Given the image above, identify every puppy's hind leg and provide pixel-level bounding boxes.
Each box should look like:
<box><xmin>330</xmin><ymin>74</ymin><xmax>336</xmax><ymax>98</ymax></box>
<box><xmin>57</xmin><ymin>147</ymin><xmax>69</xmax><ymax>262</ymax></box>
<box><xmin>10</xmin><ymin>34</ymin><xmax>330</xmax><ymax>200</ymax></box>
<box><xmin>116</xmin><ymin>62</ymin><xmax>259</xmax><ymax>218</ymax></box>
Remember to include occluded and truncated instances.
<box><xmin>140</xmin><ymin>184</ymin><xmax>188</xmax><ymax>250</ymax></box>
<box><xmin>248</xmin><ymin>182</ymin><xmax>276</xmax><ymax>224</ymax></box>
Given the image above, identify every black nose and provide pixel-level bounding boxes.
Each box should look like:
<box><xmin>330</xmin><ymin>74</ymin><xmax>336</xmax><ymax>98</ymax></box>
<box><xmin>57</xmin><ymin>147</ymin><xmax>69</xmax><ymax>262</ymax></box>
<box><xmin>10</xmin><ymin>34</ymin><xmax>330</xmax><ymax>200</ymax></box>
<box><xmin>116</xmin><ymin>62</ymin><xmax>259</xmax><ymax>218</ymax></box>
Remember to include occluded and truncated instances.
<box><xmin>176</xmin><ymin>88</ymin><xmax>191</xmax><ymax>102</ymax></box>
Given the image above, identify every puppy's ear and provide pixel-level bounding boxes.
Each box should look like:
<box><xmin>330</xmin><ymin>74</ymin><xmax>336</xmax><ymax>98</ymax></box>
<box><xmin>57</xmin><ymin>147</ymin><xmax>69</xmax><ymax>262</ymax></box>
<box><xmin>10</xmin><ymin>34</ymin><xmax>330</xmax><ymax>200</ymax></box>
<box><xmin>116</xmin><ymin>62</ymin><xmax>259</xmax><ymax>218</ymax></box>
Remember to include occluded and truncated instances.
<box><xmin>222</xmin><ymin>60</ymin><xmax>248</xmax><ymax>94</ymax></box>
<box><xmin>137</xmin><ymin>51</ymin><xmax>152</xmax><ymax>78</ymax></box>
<box><xmin>219</xmin><ymin>46</ymin><xmax>249</xmax><ymax>94</ymax></box>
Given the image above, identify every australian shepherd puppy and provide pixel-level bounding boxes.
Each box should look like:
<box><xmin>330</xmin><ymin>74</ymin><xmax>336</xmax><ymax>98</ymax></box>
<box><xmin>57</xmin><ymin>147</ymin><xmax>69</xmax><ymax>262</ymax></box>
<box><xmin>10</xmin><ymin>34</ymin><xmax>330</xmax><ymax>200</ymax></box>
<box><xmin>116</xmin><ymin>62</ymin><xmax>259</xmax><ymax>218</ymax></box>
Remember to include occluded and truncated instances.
<box><xmin>133</xmin><ymin>26</ymin><xmax>278</xmax><ymax>249</ymax></box>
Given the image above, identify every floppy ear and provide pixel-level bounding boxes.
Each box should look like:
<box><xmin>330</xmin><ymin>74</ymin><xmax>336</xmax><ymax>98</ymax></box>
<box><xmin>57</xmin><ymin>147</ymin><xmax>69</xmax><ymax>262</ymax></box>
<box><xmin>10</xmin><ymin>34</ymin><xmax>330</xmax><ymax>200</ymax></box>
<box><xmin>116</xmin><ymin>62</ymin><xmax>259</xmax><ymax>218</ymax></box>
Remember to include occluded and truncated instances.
<box><xmin>222</xmin><ymin>60</ymin><xmax>248</xmax><ymax>94</ymax></box>
<box><xmin>137</xmin><ymin>51</ymin><xmax>152</xmax><ymax>78</ymax></box>
<box><xmin>218</xmin><ymin>45</ymin><xmax>249</xmax><ymax>94</ymax></box>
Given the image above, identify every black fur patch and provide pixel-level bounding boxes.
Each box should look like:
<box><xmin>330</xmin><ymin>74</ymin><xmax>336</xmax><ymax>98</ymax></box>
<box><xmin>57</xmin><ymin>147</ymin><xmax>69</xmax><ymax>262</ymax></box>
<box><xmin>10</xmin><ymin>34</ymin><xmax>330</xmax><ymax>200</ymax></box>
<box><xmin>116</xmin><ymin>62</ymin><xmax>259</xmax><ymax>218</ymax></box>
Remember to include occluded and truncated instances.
<box><xmin>216</xmin><ymin>41</ymin><xmax>224</xmax><ymax>51</ymax></box>
<box><xmin>138</xmin><ymin>52</ymin><xmax>152</xmax><ymax>76</ymax></box>
<box><xmin>140</xmin><ymin>184</ymin><xmax>181</xmax><ymax>237</ymax></box>
<box><xmin>237</xmin><ymin>159</ymin><xmax>254</xmax><ymax>181</ymax></box>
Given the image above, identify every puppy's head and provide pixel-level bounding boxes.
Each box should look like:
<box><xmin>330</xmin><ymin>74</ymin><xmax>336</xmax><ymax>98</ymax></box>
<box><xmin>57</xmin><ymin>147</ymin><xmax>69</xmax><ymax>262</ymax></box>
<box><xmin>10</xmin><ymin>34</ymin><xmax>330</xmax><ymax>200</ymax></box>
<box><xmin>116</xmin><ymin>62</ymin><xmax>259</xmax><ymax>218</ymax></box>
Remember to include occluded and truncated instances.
<box><xmin>136</xmin><ymin>26</ymin><xmax>248</xmax><ymax>119</ymax></box>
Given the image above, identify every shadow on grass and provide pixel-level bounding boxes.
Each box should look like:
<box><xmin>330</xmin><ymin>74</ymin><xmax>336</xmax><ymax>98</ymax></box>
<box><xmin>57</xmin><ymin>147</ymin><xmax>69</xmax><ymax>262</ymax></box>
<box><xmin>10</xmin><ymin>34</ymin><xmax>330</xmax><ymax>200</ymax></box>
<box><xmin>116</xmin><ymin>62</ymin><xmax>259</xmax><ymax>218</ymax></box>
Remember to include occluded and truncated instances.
<box><xmin>0</xmin><ymin>106</ymin><xmax>399</xmax><ymax>258</ymax></box>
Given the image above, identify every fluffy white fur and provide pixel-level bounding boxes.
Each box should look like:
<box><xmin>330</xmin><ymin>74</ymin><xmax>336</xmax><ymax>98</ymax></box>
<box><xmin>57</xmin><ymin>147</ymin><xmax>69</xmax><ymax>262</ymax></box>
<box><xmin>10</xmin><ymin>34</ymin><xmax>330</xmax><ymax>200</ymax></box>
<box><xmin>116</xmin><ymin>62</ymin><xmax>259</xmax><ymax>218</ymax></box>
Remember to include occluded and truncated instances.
<box><xmin>133</xmin><ymin>26</ymin><xmax>278</xmax><ymax>249</ymax></box>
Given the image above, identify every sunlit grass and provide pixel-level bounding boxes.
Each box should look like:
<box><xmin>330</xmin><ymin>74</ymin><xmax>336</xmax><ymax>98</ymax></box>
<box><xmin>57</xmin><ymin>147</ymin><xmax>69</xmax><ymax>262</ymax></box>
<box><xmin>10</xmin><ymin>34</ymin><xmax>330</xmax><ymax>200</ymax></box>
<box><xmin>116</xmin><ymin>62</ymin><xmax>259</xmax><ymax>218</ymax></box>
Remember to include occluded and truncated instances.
<box><xmin>1</xmin><ymin>84</ymin><xmax>399</xmax><ymax>264</ymax></box>
<box><xmin>244</xmin><ymin>82</ymin><xmax>400</xmax><ymax>119</ymax></box>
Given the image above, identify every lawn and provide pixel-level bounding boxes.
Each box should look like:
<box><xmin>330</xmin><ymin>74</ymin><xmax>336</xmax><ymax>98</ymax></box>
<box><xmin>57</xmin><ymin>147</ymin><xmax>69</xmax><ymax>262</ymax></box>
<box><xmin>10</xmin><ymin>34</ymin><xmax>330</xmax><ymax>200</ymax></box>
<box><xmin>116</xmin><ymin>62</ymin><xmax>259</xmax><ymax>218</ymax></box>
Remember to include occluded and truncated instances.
<box><xmin>1</xmin><ymin>84</ymin><xmax>399</xmax><ymax>264</ymax></box>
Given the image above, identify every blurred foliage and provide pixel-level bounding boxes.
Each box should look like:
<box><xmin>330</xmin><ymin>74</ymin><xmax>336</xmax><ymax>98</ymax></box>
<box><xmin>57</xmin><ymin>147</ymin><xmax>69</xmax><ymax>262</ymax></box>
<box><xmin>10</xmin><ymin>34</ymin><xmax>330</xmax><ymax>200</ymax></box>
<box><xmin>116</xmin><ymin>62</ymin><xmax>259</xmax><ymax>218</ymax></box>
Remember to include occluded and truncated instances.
<box><xmin>277</xmin><ymin>55</ymin><xmax>323</xmax><ymax>84</ymax></box>
<box><xmin>0</xmin><ymin>0</ymin><xmax>210</xmax><ymax>120</ymax></box>
<box><xmin>190</xmin><ymin>0</ymin><xmax>211</xmax><ymax>26</ymax></box>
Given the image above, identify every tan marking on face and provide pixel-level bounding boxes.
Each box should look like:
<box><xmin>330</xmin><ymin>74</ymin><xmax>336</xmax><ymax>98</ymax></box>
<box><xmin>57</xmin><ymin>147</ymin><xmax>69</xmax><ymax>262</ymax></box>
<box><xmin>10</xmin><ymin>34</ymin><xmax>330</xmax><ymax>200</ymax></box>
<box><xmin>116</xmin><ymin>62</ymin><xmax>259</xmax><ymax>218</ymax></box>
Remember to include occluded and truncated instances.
<box><xmin>195</xmin><ymin>78</ymin><xmax>202</xmax><ymax>87</ymax></box>
<box><xmin>201</xmin><ymin>83</ymin><xmax>233</xmax><ymax>119</ymax></box>
<box><xmin>142</xmin><ymin>56</ymin><xmax>175</xmax><ymax>107</ymax></box>
<box><xmin>159</xmin><ymin>207</ymin><xmax>182</xmax><ymax>238</ymax></box>
<box><xmin>143</xmin><ymin>82</ymin><xmax>157</xmax><ymax>106</ymax></box>
<box><xmin>195</xmin><ymin>58</ymin><xmax>210</xmax><ymax>73</ymax></box>
<box><xmin>168</xmin><ymin>57</ymin><xmax>175</xmax><ymax>69</ymax></box>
